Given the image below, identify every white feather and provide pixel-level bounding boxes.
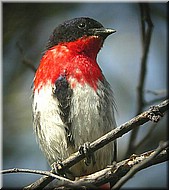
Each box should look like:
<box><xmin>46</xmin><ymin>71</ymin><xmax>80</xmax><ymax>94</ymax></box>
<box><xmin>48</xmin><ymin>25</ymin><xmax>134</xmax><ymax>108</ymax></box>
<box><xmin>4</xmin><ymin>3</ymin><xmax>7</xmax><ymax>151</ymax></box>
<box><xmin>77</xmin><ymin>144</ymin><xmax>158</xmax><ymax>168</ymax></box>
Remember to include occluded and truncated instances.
<box><xmin>33</xmin><ymin>79</ymin><xmax>116</xmax><ymax>176</ymax></box>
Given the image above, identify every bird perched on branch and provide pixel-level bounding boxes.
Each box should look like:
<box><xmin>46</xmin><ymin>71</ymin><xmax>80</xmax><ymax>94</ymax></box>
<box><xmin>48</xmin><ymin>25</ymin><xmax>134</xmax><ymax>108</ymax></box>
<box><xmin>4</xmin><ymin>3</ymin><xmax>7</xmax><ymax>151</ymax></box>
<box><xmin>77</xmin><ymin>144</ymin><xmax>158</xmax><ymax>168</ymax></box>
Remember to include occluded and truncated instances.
<box><xmin>32</xmin><ymin>17</ymin><xmax>117</xmax><ymax>180</ymax></box>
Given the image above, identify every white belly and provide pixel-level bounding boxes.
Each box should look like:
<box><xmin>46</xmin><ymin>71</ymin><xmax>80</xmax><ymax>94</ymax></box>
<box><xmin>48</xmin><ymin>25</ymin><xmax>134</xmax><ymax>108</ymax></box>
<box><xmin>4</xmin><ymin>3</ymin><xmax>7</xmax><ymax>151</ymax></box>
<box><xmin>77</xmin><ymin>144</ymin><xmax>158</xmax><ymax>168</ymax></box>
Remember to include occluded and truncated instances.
<box><xmin>33</xmin><ymin>80</ymin><xmax>116</xmax><ymax>176</ymax></box>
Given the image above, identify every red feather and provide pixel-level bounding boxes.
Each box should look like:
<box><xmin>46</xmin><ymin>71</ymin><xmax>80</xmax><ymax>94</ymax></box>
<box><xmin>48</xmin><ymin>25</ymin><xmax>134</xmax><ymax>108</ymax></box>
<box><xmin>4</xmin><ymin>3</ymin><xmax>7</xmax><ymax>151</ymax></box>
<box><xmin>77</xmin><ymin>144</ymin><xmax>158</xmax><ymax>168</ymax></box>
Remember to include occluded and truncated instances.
<box><xmin>34</xmin><ymin>36</ymin><xmax>103</xmax><ymax>92</ymax></box>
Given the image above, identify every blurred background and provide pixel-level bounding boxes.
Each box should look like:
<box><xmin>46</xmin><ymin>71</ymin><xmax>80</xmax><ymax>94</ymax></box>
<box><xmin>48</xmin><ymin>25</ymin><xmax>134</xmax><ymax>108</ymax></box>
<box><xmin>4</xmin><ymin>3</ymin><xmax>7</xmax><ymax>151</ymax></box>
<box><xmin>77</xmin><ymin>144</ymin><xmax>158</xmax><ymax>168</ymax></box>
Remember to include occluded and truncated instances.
<box><xmin>2</xmin><ymin>2</ymin><xmax>167</xmax><ymax>188</ymax></box>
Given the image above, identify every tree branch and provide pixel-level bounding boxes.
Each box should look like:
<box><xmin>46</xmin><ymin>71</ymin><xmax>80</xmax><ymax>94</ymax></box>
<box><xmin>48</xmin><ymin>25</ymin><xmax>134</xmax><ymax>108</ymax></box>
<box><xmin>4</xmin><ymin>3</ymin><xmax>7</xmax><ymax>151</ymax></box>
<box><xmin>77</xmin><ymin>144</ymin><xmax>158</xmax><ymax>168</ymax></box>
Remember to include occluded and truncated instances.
<box><xmin>127</xmin><ymin>3</ymin><xmax>154</xmax><ymax>157</ymax></box>
<box><xmin>73</xmin><ymin>141</ymin><xmax>168</xmax><ymax>189</ymax></box>
<box><xmin>20</xmin><ymin>99</ymin><xmax>169</xmax><ymax>189</ymax></box>
<box><xmin>1</xmin><ymin>168</ymin><xmax>74</xmax><ymax>188</ymax></box>
<box><xmin>134</xmin><ymin>123</ymin><xmax>157</xmax><ymax>150</ymax></box>
<box><xmin>111</xmin><ymin>141</ymin><xmax>169</xmax><ymax>189</ymax></box>
<box><xmin>16</xmin><ymin>42</ymin><xmax>37</xmax><ymax>73</ymax></box>
<box><xmin>54</xmin><ymin>99</ymin><xmax>169</xmax><ymax>172</ymax></box>
<box><xmin>2</xmin><ymin>141</ymin><xmax>168</xmax><ymax>189</ymax></box>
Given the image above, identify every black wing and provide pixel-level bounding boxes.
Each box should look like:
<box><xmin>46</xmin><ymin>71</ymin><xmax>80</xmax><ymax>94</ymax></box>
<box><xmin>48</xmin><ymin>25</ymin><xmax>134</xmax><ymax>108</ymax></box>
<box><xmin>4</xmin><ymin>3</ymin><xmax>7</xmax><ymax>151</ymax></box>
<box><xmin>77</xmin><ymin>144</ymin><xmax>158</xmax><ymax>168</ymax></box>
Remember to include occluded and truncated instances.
<box><xmin>52</xmin><ymin>74</ymin><xmax>74</xmax><ymax>144</ymax></box>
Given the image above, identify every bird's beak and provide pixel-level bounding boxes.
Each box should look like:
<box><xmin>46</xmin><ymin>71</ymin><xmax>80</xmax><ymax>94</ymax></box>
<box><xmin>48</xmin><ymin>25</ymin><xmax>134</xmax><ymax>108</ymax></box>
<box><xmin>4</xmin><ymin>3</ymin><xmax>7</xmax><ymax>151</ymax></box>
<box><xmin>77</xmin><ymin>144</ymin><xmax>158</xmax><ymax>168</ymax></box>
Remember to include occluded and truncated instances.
<box><xmin>89</xmin><ymin>27</ymin><xmax>116</xmax><ymax>38</ymax></box>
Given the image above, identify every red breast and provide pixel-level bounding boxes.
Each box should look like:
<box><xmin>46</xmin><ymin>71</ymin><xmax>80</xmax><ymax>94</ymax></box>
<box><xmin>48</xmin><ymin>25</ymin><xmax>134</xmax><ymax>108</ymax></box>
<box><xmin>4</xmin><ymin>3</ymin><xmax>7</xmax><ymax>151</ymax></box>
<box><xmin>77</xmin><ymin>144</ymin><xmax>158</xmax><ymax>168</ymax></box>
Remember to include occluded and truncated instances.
<box><xmin>34</xmin><ymin>36</ymin><xmax>103</xmax><ymax>92</ymax></box>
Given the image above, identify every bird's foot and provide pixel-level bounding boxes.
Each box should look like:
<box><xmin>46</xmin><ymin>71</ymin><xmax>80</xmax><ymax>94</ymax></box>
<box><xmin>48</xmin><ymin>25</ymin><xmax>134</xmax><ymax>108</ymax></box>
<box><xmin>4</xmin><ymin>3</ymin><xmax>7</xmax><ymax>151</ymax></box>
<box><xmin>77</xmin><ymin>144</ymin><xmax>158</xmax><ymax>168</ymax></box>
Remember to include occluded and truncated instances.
<box><xmin>79</xmin><ymin>142</ymin><xmax>96</xmax><ymax>166</ymax></box>
<box><xmin>51</xmin><ymin>161</ymin><xmax>75</xmax><ymax>179</ymax></box>
<box><xmin>51</xmin><ymin>161</ymin><xmax>63</xmax><ymax>174</ymax></box>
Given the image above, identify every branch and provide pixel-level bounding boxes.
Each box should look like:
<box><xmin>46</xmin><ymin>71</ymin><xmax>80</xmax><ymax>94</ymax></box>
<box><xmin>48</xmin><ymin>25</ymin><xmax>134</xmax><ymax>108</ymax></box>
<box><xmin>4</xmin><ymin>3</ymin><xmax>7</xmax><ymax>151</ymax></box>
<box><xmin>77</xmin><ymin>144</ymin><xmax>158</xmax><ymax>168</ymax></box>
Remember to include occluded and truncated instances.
<box><xmin>137</xmin><ymin>3</ymin><xmax>154</xmax><ymax>111</ymax></box>
<box><xmin>23</xmin><ymin>99</ymin><xmax>169</xmax><ymax>189</ymax></box>
<box><xmin>1</xmin><ymin>168</ymin><xmax>74</xmax><ymax>188</ymax></box>
<box><xmin>1</xmin><ymin>142</ymin><xmax>168</xmax><ymax>189</ymax></box>
<box><xmin>73</xmin><ymin>141</ymin><xmax>168</xmax><ymax>189</ymax></box>
<box><xmin>127</xmin><ymin>3</ymin><xmax>154</xmax><ymax>156</ymax></box>
<box><xmin>111</xmin><ymin>141</ymin><xmax>169</xmax><ymax>189</ymax></box>
<box><xmin>16</xmin><ymin>42</ymin><xmax>37</xmax><ymax>72</ymax></box>
<box><xmin>134</xmin><ymin>123</ymin><xmax>157</xmax><ymax>150</ymax></box>
<box><xmin>145</xmin><ymin>89</ymin><xmax>167</xmax><ymax>96</ymax></box>
<box><xmin>52</xmin><ymin>99</ymin><xmax>169</xmax><ymax>172</ymax></box>
<box><xmin>144</xmin><ymin>89</ymin><xmax>167</xmax><ymax>106</ymax></box>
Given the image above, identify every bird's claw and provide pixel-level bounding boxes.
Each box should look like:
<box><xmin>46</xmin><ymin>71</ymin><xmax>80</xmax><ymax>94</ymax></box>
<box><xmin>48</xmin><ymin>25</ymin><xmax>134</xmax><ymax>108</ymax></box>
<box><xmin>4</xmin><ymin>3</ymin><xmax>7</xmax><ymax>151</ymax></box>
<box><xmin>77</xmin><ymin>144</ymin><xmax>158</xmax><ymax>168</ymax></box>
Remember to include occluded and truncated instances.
<box><xmin>79</xmin><ymin>142</ymin><xmax>96</xmax><ymax>166</ymax></box>
<box><xmin>51</xmin><ymin>161</ymin><xmax>63</xmax><ymax>174</ymax></box>
<box><xmin>51</xmin><ymin>161</ymin><xmax>75</xmax><ymax>180</ymax></box>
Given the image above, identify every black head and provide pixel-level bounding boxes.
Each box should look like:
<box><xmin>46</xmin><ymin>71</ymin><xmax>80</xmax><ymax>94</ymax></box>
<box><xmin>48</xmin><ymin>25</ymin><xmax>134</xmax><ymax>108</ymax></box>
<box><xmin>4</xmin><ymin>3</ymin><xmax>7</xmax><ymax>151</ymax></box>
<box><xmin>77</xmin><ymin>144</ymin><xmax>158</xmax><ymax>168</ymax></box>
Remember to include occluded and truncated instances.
<box><xmin>46</xmin><ymin>17</ymin><xmax>116</xmax><ymax>50</ymax></box>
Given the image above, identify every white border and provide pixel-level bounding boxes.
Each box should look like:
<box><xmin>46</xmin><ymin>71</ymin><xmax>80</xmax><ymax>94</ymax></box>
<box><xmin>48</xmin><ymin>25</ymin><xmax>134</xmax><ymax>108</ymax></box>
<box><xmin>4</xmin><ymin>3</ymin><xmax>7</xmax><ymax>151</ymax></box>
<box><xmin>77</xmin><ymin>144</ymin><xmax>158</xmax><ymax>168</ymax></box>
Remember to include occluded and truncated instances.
<box><xmin>0</xmin><ymin>0</ymin><xmax>167</xmax><ymax>188</ymax></box>
<box><xmin>0</xmin><ymin>1</ymin><xmax>2</xmax><ymax>188</ymax></box>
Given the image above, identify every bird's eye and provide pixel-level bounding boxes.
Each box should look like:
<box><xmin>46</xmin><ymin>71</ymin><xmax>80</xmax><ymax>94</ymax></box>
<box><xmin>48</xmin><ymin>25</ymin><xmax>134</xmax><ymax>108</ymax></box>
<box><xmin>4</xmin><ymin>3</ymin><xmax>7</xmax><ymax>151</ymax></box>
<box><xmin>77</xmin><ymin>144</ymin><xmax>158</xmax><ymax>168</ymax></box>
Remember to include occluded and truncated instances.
<box><xmin>78</xmin><ymin>22</ymin><xmax>86</xmax><ymax>29</ymax></box>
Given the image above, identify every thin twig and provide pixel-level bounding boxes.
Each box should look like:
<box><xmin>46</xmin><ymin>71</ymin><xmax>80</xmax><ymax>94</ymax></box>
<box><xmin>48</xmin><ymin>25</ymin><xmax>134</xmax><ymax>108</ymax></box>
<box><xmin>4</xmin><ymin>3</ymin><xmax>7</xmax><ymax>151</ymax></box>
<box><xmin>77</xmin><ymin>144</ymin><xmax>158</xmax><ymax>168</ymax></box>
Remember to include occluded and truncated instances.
<box><xmin>1</xmin><ymin>168</ymin><xmax>74</xmax><ymax>188</ymax></box>
<box><xmin>126</xmin><ymin>3</ymin><xmax>154</xmax><ymax>157</ymax></box>
<box><xmin>22</xmin><ymin>59</ymin><xmax>37</xmax><ymax>73</ymax></box>
<box><xmin>1</xmin><ymin>143</ymin><xmax>168</xmax><ymax>189</ymax></box>
<box><xmin>145</xmin><ymin>89</ymin><xmax>167</xmax><ymax>96</ymax></box>
<box><xmin>144</xmin><ymin>89</ymin><xmax>167</xmax><ymax>106</ymax></box>
<box><xmin>66</xmin><ymin>142</ymin><xmax>168</xmax><ymax>189</ymax></box>
<box><xmin>134</xmin><ymin>123</ymin><xmax>157</xmax><ymax>150</ymax></box>
<box><xmin>16</xmin><ymin>42</ymin><xmax>37</xmax><ymax>72</ymax></box>
<box><xmin>140</xmin><ymin>3</ymin><xmax>146</xmax><ymax>43</ymax></box>
<box><xmin>145</xmin><ymin>97</ymin><xmax>167</xmax><ymax>106</ymax></box>
<box><xmin>111</xmin><ymin>141</ymin><xmax>169</xmax><ymax>189</ymax></box>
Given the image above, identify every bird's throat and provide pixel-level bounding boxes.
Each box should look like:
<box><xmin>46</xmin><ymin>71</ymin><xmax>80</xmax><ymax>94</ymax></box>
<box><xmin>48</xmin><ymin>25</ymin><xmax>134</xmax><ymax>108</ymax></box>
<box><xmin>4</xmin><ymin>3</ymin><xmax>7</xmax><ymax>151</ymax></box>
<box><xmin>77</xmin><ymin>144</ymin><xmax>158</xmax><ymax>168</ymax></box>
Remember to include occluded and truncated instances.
<box><xmin>34</xmin><ymin>37</ymin><xmax>103</xmax><ymax>92</ymax></box>
<box><xmin>64</xmin><ymin>36</ymin><xmax>103</xmax><ymax>60</ymax></box>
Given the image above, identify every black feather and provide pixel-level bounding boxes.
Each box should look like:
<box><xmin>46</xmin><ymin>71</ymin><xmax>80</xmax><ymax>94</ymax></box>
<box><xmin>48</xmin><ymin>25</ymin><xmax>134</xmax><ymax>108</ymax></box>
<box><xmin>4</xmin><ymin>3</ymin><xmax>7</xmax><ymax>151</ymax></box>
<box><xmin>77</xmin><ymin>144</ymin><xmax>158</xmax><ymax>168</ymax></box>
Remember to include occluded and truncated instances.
<box><xmin>46</xmin><ymin>17</ymin><xmax>103</xmax><ymax>50</ymax></box>
<box><xmin>52</xmin><ymin>75</ymin><xmax>73</xmax><ymax>144</ymax></box>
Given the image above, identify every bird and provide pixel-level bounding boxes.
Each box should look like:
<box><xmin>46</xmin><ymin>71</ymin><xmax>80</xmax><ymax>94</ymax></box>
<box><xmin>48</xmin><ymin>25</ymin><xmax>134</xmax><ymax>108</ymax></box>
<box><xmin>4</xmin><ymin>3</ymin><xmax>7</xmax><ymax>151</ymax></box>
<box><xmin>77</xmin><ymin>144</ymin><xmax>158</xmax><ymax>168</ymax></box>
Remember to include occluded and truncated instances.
<box><xmin>32</xmin><ymin>17</ymin><xmax>117</xmax><ymax>181</ymax></box>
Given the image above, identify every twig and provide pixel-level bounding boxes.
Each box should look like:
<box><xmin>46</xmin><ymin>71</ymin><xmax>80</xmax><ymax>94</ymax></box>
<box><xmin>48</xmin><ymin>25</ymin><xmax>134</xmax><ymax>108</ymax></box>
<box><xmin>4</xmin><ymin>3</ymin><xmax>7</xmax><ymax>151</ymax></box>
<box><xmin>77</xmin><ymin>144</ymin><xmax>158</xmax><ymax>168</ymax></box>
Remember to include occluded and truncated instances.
<box><xmin>23</xmin><ymin>99</ymin><xmax>169</xmax><ymax>189</ymax></box>
<box><xmin>16</xmin><ymin>42</ymin><xmax>37</xmax><ymax>72</ymax></box>
<box><xmin>76</xmin><ymin>142</ymin><xmax>168</xmax><ymax>189</ymax></box>
<box><xmin>22</xmin><ymin>59</ymin><xmax>37</xmax><ymax>73</ymax></box>
<box><xmin>69</xmin><ymin>142</ymin><xmax>169</xmax><ymax>189</ymax></box>
<box><xmin>144</xmin><ymin>89</ymin><xmax>167</xmax><ymax>106</ymax></box>
<box><xmin>1</xmin><ymin>168</ymin><xmax>74</xmax><ymax>188</ymax></box>
<box><xmin>1</xmin><ymin>143</ymin><xmax>168</xmax><ymax>189</ymax></box>
<box><xmin>127</xmin><ymin>3</ymin><xmax>154</xmax><ymax>157</ymax></box>
<box><xmin>56</xmin><ymin>99</ymin><xmax>169</xmax><ymax>172</ymax></box>
<box><xmin>145</xmin><ymin>89</ymin><xmax>167</xmax><ymax>96</ymax></box>
<box><xmin>137</xmin><ymin>3</ymin><xmax>153</xmax><ymax>112</ymax></box>
<box><xmin>111</xmin><ymin>141</ymin><xmax>169</xmax><ymax>189</ymax></box>
<box><xmin>145</xmin><ymin>97</ymin><xmax>167</xmax><ymax>107</ymax></box>
<box><xmin>134</xmin><ymin>123</ymin><xmax>157</xmax><ymax>150</ymax></box>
